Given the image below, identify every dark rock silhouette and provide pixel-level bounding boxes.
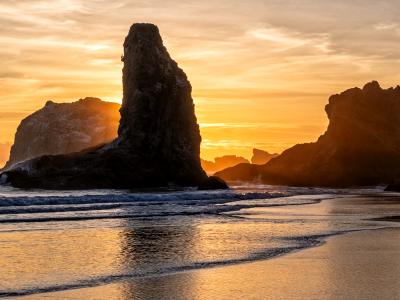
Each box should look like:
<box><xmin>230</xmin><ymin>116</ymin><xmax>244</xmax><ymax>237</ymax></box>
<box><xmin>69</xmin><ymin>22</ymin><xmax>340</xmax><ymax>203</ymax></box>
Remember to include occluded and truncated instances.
<box><xmin>201</xmin><ymin>155</ymin><xmax>250</xmax><ymax>174</ymax></box>
<box><xmin>215</xmin><ymin>163</ymin><xmax>261</xmax><ymax>182</ymax></box>
<box><xmin>251</xmin><ymin>148</ymin><xmax>278</xmax><ymax>165</ymax></box>
<box><xmin>198</xmin><ymin>176</ymin><xmax>229</xmax><ymax>190</ymax></box>
<box><xmin>0</xmin><ymin>143</ymin><xmax>11</xmax><ymax>168</ymax></box>
<box><xmin>385</xmin><ymin>182</ymin><xmax>400</xmax><ymax>192</ymax></box>
<box><xmin>2</xmin><ymin>23</ymin><xmax>210</xmax><ymax>189</ymax></box>
<box><xmin>4</xmin><ymin>98</ymin><xmax>120</xmax><ymax>169</ymax></box>
<box><xmin>217</xmin><ymin>81</ymin><xmax>400</xmax><ymax>187</ymax></box>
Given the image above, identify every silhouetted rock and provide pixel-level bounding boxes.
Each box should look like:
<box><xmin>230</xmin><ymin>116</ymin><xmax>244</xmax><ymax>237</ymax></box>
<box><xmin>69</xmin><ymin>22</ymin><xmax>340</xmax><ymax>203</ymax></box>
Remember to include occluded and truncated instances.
<box><xmin>198</xmin><ymin>176</ymin><xmax>229</xmax><ymax>190</ymax></box>
<box><xmin>4</xmin><ymin>98</ymin><xmax>120</xmax><ymax>169</ymax></box>
<box><xmin>216</xmin><ymin>163</ymin><xmax>261</xmax><ymax>182</ymax></box>
<box><xmin>385</xmin><ymin>181</ymin><xmax>400</xmax><ymax>192</ymax></box>
<box><xmin>2</xmin><ymin>23</ymin><xmax>208</xmax><ymax>189</ymax></box>
<box><xmin>200</xmin><ymin>159</ymin><xmax>217</xmax><ymax>173</ymax></box>
<box><xmin>251</xmin><ymin>148</ymin><xmax>278</xmax><ymax>165</ymax></box>
<box><xmin>201</xmin><ymin>155</ymin><xmax>250</xmax><ymax>173</ymax></box>
<box><xmin>0</xmin><ymin>143</ymin><xmax>11</xmax><ymax>168</ymax></box>
<box><xmin>217</xmin><ymin>81</ymin><xmax>400</xmax><ymax>187</ymax></box>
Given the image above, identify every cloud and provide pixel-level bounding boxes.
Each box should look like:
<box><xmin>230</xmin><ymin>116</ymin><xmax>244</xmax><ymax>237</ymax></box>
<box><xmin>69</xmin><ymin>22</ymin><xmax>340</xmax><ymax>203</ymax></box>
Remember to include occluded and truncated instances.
<box><xmin>2</xmin><ymin>0</ymin><xmax>400</xmax><ymax>157</ymax></box>
<box><xmin>246</xmin><ymin>26</ymin><xmax>331</xmax><ymax>53</ymax></box>
<box><xmin>374</xmin><ymin>22</ymin><xmax>399</xmax><ymax>31</ymax></box>
<box><xmin>0</xmin><ymin>71</ymin><xmax>24</xmax><ymax>79</ymax></box>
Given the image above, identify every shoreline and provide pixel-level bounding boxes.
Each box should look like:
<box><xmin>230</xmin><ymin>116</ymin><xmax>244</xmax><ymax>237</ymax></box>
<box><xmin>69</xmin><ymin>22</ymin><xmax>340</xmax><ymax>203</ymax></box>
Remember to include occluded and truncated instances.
<box><xmin>2</xmin><ymin>192</ymin><xmax>400</xmax><ymax>299</ymax></box>
<box><xmin>13</xmin><ymin>223</ymin><xmax>400</xmax><ymax>299</ymax></box>
<box><xmin>0</xmin><ymin>225</ymin><xmax>354</xmax><ymax>298</ymax></box>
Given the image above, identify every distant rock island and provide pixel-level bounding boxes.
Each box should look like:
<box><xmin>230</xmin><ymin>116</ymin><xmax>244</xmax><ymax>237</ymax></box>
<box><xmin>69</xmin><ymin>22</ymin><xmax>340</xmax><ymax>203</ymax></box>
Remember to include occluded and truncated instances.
<box><xmin>201</xmin><ymin>155</ymin><xmax>249</xmax><ymax>174</ymax></box>
<box><xmin>2</xmin><ymin>23</ymin><xmax>225</xmax><ymax>190</ymax></box>
<box><xmin>251</xmin><ymin>148</ymin><xmax>278</xmax><ymax>165</ymax></box>
<box><xmin>200</xmin><ymin>149</ymin><xmax>278</xmax><ymax>174</ymax></box>
<box><xmin>217</xmin><ymin>81</ymin><xmax>400</xmax><ymax>187</ymax></box>
<box><xmin>3</xmin><ymin>98</ymin><xmax>120</xmax><ymax>170</ymax></box>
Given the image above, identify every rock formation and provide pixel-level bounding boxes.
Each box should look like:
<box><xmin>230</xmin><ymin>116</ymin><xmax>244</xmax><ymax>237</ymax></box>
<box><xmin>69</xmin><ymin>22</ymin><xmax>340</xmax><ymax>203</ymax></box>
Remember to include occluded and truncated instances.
<box><xmin>217</xmin><ymin>81</ymin><xmax>400</xmax><ymax>187</ymax></box>
<box><xmin>215</xmin><ymin>163</ymin><xmax>261</xmax><ymax>182</ymax></box>
<box><xmin>201</xmin><ymin>155</ymin><xmax>250</xmax><ymax>174</ymax></box>
<box><xmin>198</xmin><ymin>176</ymin><xmax>229</xmax><ymax>190</ymax></box>
<box><xmin>251</xmin><ymin>148</ymin><xmax>278</xmax><ymax>165</ymax></box>
<box><xmin>4</xmin><ymin>98</ymin><xmax>120</xmax><ymax>169</ymax></box>
<box><xmin>384</xmin><ymin>181</ymin><xmax>400</xmax><ymax>192</ymax></box>
<box><xmin>2</xmin><ymin>23</ymin><xmax>214</xmax><ymax>189</ymax></box>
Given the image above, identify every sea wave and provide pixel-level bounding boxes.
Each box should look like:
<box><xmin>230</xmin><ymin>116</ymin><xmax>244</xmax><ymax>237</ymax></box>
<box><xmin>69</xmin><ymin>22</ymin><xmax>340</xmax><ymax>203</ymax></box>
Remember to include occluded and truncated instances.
<box><xmin>0</xmin><ymin>184</ymin><xmax>386</xmax><ymax>224</ymax></box>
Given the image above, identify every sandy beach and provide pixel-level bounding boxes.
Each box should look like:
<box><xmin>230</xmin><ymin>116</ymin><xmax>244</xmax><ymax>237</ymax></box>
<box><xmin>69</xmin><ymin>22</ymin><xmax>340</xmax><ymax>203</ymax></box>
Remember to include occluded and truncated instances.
<box><xmin>19</xmin><ymin>226</ymin><xmax>400</xmax><ymax>300</ymax></box>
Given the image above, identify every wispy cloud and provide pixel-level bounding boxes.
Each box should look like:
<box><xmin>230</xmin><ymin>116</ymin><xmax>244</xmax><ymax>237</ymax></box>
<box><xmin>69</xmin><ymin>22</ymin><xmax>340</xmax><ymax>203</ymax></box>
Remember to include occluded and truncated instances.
<box><xmin>246</xmin><ymin>26</ymin><xmax>331</xmax><ymax>53</ymax></box>
<box><xmin>374</xmin><ymin>22</ymin><xmax>398</xmax><ymax>31</ymax></box>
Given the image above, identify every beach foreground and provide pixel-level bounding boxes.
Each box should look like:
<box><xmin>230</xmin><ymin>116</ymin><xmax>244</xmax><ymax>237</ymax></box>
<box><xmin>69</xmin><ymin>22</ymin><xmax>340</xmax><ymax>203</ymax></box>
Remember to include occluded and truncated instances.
<box><xmin>1</xmin><ymin>186</ymin><xmax>400</xmax><ymax>299</ymax></box>
<box><xmin>26</xmin><ymin>227</ymin><xmax>400</xmax><ymax>300</ymax></box>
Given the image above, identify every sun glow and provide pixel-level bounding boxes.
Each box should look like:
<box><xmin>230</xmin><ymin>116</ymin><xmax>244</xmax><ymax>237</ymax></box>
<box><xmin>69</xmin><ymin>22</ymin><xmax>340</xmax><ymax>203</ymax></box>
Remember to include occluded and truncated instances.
<box><xmin>2</xmin><ymin>1</ymin><xmax>400</xmax><ymax>161</ymax></box>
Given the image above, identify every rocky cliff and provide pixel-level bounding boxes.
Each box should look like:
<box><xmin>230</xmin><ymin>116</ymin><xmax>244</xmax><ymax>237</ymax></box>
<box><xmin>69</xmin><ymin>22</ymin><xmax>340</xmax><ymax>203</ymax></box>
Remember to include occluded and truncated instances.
<box><xmin>4</xmin><ymin>98</ymin><xmax>120</xmax><ymax>169</ymax></box>
<box><xmin>217</xmin><ymin>81</ymin><xmax>400</xmax><ymax>186</ymax></box>
<box><xmin>251</xmin><ymin>148</ymin><xmax>278</xmax><ymax>165</ymax></box>
<box><xmin>2</xmin><ymin>23</ymin><xmax>210</xmax><ymax>189</ymax></box>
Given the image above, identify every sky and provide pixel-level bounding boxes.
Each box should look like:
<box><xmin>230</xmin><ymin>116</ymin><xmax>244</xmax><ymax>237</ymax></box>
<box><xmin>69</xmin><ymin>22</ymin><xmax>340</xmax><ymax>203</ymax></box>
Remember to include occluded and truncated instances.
<box><xmin>1</xmin><ymin>0</ymin><xmax>400</xmax><ymax>160</ymax></box>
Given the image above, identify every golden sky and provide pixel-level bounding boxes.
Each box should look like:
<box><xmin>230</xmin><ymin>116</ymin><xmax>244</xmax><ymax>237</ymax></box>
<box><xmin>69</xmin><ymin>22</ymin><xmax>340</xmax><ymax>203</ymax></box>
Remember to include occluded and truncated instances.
<box><xmin>1</xmin><ymin>0</ymin><xmax>400</xmax><ymax>160</ymax></box>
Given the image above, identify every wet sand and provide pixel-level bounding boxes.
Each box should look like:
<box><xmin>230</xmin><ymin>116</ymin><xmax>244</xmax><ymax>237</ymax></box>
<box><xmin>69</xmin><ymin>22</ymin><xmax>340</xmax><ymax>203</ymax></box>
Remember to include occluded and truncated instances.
<box><xmin>24</xmin><ymin>227</ymin><xmax>400</xmax><ymax>300</ymax></box>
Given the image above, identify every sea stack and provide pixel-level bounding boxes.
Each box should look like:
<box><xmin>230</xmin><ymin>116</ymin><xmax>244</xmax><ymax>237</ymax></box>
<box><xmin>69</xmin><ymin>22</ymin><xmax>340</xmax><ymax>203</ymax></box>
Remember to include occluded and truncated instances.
<box><xmin>216</xmin><ymin>81</ymin><xmax>400</xmax><ymax>187</ymax></box>
<box><xmin>2</xmin><ymin>23</ymin><xmax>210</xmax><ymax>189</ymax></box>
<box><xmin>3</xmin><ymin>97</ymin><xmax>120</xmax><ymax>170</ymax></box>
<box><xmin>116</xmin><ymin>23</ymin><xmax>205</xmax><ymax>182</ymax></box>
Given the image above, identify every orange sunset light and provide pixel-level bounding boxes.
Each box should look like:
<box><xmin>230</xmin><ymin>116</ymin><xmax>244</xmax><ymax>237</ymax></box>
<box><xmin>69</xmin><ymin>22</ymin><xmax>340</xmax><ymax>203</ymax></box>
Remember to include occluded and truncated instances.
<box><xmin>2</xmin><ymin>1</ymin><xmax>400</xmax><ymax>160</ymax></box>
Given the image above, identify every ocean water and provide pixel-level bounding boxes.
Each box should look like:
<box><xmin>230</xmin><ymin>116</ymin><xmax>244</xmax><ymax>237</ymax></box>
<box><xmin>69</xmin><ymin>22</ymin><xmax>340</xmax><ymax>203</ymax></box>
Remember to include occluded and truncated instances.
<box><xmin>0</xmin><ymin>184</ymin><xmax>399</xmax><ymax>298</ymax></box>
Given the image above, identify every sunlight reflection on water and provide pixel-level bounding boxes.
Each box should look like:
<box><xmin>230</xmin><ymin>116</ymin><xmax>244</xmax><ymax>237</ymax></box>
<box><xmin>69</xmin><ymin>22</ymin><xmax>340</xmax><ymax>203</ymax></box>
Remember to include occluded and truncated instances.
<box><xmin>0</xmin><ymin>185</ymin><xmax>399</xmax><ymax>298</ymax></box>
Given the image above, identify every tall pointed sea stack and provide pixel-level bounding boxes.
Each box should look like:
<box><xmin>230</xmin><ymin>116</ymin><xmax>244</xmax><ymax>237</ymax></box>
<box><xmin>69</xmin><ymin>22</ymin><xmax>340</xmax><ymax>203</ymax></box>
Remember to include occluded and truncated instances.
<box><xmin>2</xmin><ymin>23</ymin><xmax>208</xmax><ymax>189</ymax></box>
<box><xmin>117</xmin><ymin>24</ymin><xmax>204</xmax><ymax>181</ymax></box>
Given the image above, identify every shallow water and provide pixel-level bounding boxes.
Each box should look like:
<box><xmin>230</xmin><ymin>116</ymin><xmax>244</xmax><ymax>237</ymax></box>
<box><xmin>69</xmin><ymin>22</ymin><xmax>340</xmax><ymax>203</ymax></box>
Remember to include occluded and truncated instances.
<box><xmin>0</xmin><ymin>184</ymin><xmax>399</xmax><ymax>298</ymax></box>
